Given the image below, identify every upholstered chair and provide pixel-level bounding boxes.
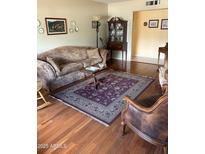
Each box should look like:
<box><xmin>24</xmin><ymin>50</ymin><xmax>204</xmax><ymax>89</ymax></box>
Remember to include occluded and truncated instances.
<box><xmin>121</xmin><ymin>89</ymin><xmax>168</xmax><ymax>153</ymax></box>
<box><xmin>159</xmin><ymin>66</ymin><xmax>168</xmax><ymax>94</ymax></box>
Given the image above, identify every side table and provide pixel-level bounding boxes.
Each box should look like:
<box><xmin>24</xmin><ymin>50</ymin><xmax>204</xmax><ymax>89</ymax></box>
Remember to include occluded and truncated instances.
<box><xmin>37</xmin><ymin>80</ymin><xmax>51</xmax><ymax>110</ymax></box>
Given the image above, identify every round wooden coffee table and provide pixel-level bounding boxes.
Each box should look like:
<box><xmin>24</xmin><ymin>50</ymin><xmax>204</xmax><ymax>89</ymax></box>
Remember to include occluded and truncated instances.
<box><xmin>83</xmin><ymin>66</ymin><xmax>105</xmax><ymax>89</ymax></box>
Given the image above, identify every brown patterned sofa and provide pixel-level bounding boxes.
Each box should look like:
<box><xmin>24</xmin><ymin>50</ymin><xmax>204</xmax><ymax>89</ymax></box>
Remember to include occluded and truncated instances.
<box><xmin>37</xmin><ymin>46</ymin><xmax>108</xmax><ymax>92</ymax></box>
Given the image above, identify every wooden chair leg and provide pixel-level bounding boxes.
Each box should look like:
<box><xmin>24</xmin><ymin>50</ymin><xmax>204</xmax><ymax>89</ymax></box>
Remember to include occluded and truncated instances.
<box><xmin>122</xmin><ymin>123</ymin><xmax>127</xmax><ymax>136</ymax></box>
<box><xmin>38</xmin><ymin>91</ymin><xmax>47</xmax><ymax>103</ymax></box>
<box><xmin>163</xmin><ymin>145</ymin><xmax>168</xmax><ymax>154</ymax></box>
<box><xmin>122</xmin><ymin>50</ymin><xmax>124</xmax><ymax>61</ymax></box>
<box><xmin>37</xmin><ymin>101</ymin><xmax>51</xmax><ymax>110</ymax></box>
<box><xmin>125</xmin><ymin>51</ymin><xmax>127</xmax><ymax>62</ymax></box>
<box><xmin>158</xmin><ymin>51</ymin><xmax>160</xmax><ymax>70</ymax></box>
<box><xmin>37</xmin><ymin>91</ymin><xmax>51</xmax><ymax>110</ymax></box>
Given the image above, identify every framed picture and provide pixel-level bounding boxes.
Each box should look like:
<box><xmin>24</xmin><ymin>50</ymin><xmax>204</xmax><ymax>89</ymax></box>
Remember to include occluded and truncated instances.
<box><xmin>92</xmin><ymin>21</ymin><xmax>97</xmax><ymax>29</ymax></box>
<box><xmin>161</xmin><ymin>19</ymin><xmax>168</xmax><ymax>30</ymax></box>
<box><xmin>148</xmin><ymin>19</ymin><xmax>159</xmax><ymax>28</ymax></box>
<box><xmin>45</xmin><ymin>18</ymin><xmax>67</xmax><ymax>35</ymax></box>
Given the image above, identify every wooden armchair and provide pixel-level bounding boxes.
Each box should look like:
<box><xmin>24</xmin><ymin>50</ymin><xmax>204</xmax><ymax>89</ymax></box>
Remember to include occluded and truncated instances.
<box><xmin>121</xmin><ymin>90</ymin><xmax>168</xmax><ymax>153</ymax></box>
<box><xmin>158</xmin><ymin>42</ymin><xmax>168</xmax><ymax>69</ymax></box>
<box><xmin>159</xmin><ymin>66</ymin><xmax>168</xmax><ymax>94</ymax></box>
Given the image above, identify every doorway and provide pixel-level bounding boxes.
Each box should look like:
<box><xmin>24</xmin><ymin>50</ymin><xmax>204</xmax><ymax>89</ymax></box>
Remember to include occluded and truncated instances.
<box><xmin>131</xmin><ymin>9</ymin><xmax>168</xmax><ymax>64</ymax></box>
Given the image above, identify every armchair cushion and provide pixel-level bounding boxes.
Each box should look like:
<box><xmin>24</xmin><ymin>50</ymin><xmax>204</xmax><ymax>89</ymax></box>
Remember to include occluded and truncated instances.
<box><xmin>137</xmin><ymin>93</ymin><xmax>162</xmax><ymax>107</ymax></box>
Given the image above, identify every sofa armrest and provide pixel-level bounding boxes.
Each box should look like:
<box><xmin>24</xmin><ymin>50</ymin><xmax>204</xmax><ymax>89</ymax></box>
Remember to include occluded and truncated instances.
<box><xmin>37</xmin><ymin>60</ymin><xmax>56</xmax><ymax>91</ymax></box>
<box><xmin>99</xmin><ymin>48</ymin><xmax>108</xmax><ymax>68</ymax></box>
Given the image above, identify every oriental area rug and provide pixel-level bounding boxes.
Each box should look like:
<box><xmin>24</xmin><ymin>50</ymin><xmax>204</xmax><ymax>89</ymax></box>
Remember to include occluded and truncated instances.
<box><xmin>52</xmin><ymin>71</ymin><xmax>153</xmax><ymax>126</ymax></box>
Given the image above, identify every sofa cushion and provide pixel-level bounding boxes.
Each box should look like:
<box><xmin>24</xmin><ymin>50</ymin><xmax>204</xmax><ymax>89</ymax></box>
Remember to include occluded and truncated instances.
<box><xmin>63</xmin><ymin>48</ymin><xmax>88</xmax><ymax>61</ymax></box>
<box><xmin>38</xmin><ymin>46</ymin><xmax>89</xmax><ymax>62</ymax></box>
<box><xmin>79</xmin><ymin>58</ymin><xmax>102</xmax><ymax>68</ymax></box>
<box><xmin>58</xmin><ymin>62</ymin><xmax>83</xmax><ymax>76</ymax></box>
<box><xmin>87</xmin><ymin>48</ymin><xmax>102</xmax><ymax>61</ymax></box>
<box><xmin>80</xmin><ymin>59</ymin><xmax>92</xmax><ymax>68</ymax></box>
<box><xmin>90</xmin><ymin>58</ymin><xmax>102</xmax><ymax>66</ymax></box>
<box><xmin>46</xmin><ymin>57</ymin><xmax>61</xmax><ymax>73</ymax></box>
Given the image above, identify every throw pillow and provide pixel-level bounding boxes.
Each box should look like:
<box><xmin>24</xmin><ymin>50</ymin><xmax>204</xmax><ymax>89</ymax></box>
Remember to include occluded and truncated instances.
<box><xmin>87</xmin><ymin>48</ymin><xmax>102</xmax><ymax>60</ymax></box>
<box><xmin>46</xmin><ymin>57</ymin><xmax>61</xmax><ymax>73</ymax></box>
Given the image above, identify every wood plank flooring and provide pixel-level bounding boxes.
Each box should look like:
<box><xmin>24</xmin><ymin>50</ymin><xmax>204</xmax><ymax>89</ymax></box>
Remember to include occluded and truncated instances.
<box><xmin>37</xmin><ymin>60</ymin><xmax>164</xmax><ymax>154</ymax></box>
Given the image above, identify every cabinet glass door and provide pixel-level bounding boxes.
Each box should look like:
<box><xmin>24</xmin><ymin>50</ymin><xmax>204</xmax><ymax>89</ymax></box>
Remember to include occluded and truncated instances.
<box><xmin>115</xmin><ymin>23</ymin><xmax>123</xmax><ymax>42</ymax></box>
<box><xmin>109</xmin><ymin>23</ymin><xmax>115</xmax><ymax>41</ymax></box>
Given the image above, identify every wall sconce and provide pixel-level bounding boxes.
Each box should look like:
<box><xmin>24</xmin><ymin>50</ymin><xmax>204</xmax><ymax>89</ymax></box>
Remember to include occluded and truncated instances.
<box><xmin>92</xmin><ymin>16</ymin><xmax>102</xmax><ymax>48</ymax></box>
<box><xmin>69</xmin><ymin>20</ymin><xmax>79</xmax><ymax>33</ymax></box>
<box><xmin>37</xmin><ymin>19</ymin><xmax>44</xmax><ymax>34</ymax></box>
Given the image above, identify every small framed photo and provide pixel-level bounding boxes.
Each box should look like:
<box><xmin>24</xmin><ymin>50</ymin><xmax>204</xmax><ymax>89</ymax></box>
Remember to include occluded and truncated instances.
<box><xmin>45</xmin><ymin>18</ymin><xmax>67</xmax><ymax>35</ymax></box>
<box><xmin>148</xmin><ymin>19</ymin><xmax>159</xmax><ymax>28</ymax></box>
<box><xmin>92</xmin><ymin>21</ymin><xmax>97</xmax><ymax>29</ymax></box>
<box><xmin>161</xmin><ymin>19</ymin><xmax>168</xmax><ymax>30</ymax></box>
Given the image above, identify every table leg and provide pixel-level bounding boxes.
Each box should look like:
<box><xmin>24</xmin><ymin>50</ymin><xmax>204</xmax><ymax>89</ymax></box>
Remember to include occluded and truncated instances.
<box><xmin>125</xmin><ymin>50</ymin><xmax>127</xmax><ymax>62</ymax></box>
<box><xmin>92</xmin><ymin>74</ymin><xmax>103</xmax><ymax>89</ymax></box>
<box><xmin>125</xmin><ymin>50</ymin><xmax>127</xmax><ymax>70</ymax></box>
<box><xmin>158</xmin><ymin>51</ymin><xmax>160</xmax><ymax>70</ymax></box>
<box><xmin>122</xmin><ymin>50</ymin><xmax>124</xmax><ymax>61</ymax></box>
<box><xmin>92</xmin><ymin>74</ymin><xmax>98</xmax><ymax>89</ymax></box>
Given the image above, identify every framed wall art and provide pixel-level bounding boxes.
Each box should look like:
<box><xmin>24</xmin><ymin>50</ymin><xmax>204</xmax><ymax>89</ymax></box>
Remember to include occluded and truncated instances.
<box><xmin>45</xmin><ymin>18</ymin><xmax>67</xmax><ymax>35</ymax></box>
<box><xmin>92</xmin><ymin>21</ymin><xmax>98</xmax><ymax>29</ymax></box>
<box><xmin>38</xmin><ymin>28</ymin><xmax>44</xmax><ymax>34</ymax></box>
<box><xmin>161</xmin><ymin>19</ymin><xmax>168</xmax><ymax>30</ymax></box>
<box><xmin>148</xmin><ymin>19</ymin><xmax>159</xmax><ymax>28</ymax></box>
<box><xmin>37</xmin><ymin>19</ymin><xmax>41</xmax><ymax>27</ymax></box>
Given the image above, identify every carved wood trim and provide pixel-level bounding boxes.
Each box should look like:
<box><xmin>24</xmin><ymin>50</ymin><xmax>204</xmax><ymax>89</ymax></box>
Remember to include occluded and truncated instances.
<box><xmin>123</xmin><ymin>94</ymin><xmax>167</xmax><ymax>113</ymax></box>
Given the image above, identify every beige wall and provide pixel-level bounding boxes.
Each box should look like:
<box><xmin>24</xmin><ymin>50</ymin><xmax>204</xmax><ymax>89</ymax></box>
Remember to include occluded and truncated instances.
<box><xmin>108</xmin><ymin>0</ymin><xmax>168</xmax><ymax>61</ymax></box>
<box><xmin>37</xmin><ymin>0</ymin><xmax>108</xmax><ymax>53</ymax></box>
<box><xmin>132</xmin><ymin>9</ymin><xmax>168</xmax><ymax>63</ymax></box>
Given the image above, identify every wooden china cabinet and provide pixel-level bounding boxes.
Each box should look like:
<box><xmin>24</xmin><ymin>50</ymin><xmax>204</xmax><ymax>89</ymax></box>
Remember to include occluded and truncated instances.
<box><xmin>107</xmin><ymin>17</ymin><xmax>128</xmax><ymax>61</ymax></box>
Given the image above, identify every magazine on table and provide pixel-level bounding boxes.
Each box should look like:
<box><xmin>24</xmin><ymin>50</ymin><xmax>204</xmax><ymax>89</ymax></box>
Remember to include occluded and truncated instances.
<box><xmin>85</xmin><ymin>66</ymin><xmax>100</xmax><ymax>72</ymax></box>
<box><xmin>85</xmin><ymin>63</ymin><xmax>105</xmax><ymax>72</ymax></box>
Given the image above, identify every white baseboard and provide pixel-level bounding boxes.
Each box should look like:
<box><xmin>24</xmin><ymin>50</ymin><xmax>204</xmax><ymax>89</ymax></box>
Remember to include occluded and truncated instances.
<box><xmin>131</xmin><ymin>56</ymin><xmax>164</xmax><ymax>65</ymax></box>
<box><xmin>112</xmin><ymin>57</ymin><xmax>123</xmax><ymax>60</ymax></box>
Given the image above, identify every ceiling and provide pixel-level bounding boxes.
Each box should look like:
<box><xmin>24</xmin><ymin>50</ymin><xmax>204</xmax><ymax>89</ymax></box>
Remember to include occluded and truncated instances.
<box><xmin>92</xmin><ymin>0</ymin><xmax>132</xmax><ymax>4</ymax></box>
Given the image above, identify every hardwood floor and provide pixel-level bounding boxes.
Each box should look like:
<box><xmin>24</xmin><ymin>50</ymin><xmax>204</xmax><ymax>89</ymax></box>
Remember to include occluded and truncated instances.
<box><xmin>37</xmin><ymin>60</ymin><xmax>164</xmax><ymax>154</ymax></box>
